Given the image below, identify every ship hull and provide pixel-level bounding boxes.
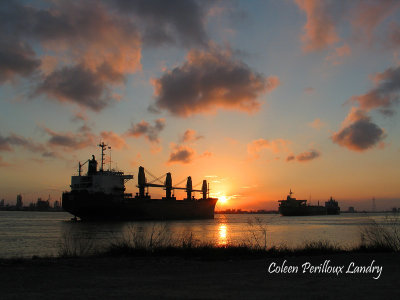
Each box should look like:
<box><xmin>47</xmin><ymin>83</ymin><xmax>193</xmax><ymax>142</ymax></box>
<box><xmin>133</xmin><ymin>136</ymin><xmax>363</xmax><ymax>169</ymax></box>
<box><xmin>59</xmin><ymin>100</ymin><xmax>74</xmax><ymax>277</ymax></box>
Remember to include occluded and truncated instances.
<box><xmin>279</xmin><ymin>206</ymin><xmax>327</xmax><ymax>216</ymax></box>
<box><xmin>62</xmin><ymin>191</ymin><xmax>217</xmax><ymax>221</ymax></box>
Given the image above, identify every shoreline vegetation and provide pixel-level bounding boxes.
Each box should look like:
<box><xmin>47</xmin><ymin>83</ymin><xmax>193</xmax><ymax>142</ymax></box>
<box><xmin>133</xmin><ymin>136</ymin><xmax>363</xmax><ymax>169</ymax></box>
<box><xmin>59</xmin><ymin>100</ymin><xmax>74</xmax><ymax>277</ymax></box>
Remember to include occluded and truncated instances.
<box><xmin>2</xmin><ymin>213</ymin><xmax>398</xmax><ymax>262</ymax></box>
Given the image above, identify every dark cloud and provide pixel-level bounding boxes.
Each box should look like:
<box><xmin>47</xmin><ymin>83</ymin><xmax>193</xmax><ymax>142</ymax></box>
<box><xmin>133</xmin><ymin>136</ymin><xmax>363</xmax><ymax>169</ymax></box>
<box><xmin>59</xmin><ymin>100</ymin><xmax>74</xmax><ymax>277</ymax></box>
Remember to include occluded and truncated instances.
<box><xmin>331</xmin><ymin>110</ymin><xmax>385</xmax><ymax>152</ymax></box>
<box><xmin>0</xmin><ymin>0</ymin><xmax>226</xmax><ymax>111</ymax></box>
<box><xmin>126</xmin><ymin>119</ymin><xmax>165</xmax><ymax>143</ymax></box>
<box><xmin>0</xmin><ymin>38</ymin><xmax>40</xmax><ymax>82</ymax></box>
<box><xmin>36</xmin><ymin>64</ymin><xmax>111</xmax><ymax>111</ymax></box>
<box><xmin>44</xmin><ymin>127</ymin><xmax>96</xmax><ymax>150</ymax></box>
<box><xmin>286</xmin><ymin>155</ymin><xmax>295</xmax><ymax>162</ymax></box>
<box><xmin>350</xmin><ymin>66</ymin><xmax>400</xmax><ymax>115</ymax></box>
<box><xmin>108</xmin><ymin>0</ymin><xmax>210</xmax><ymax>47</ymax></box>
<box><xmin>296</xmin><ymin>149</ymin><xmax>321</xmax><ymax>162</ymax></box>
<box><xmin>0</xmin><ymin>1</ymin><xmax>141</xmax><ymax>111</ymax></box>
<box><xmin>167</xmin><ymin>145</ymin><xmax>196</xmax><ymax>164</ymax></box>
<box><xmin>0</xmin><ymin>135</ymin><xmax>13</xmax><ymax>151</ymax></box>
<box><xmin>0</xmin><ymin>133</ymin><xmax>45</xmax><ymax>153</ymax></box>
<box><xmin>152</xmin><ymin>47</ymin><xmax>279</xmax><ymax>117</ymax></box>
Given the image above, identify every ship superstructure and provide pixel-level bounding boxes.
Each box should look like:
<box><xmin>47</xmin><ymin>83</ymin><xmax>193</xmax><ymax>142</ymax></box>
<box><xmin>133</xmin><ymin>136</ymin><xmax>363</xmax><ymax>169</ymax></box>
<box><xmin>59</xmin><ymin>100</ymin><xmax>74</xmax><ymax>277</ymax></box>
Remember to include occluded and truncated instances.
<box><xmin>62</xmin><ymin>143</ymin><xmax>218</xmax><ymax>221</ymax></box>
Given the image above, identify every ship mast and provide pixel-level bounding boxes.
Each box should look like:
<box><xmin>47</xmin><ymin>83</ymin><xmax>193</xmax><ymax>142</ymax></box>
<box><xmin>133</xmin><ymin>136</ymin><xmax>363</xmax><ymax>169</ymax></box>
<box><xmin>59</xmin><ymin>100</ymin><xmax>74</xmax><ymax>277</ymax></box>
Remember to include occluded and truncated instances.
<box><xmin>98</xmin><ymin>142</ymin><xmax>108</xmax><ymax>172</ymax></box>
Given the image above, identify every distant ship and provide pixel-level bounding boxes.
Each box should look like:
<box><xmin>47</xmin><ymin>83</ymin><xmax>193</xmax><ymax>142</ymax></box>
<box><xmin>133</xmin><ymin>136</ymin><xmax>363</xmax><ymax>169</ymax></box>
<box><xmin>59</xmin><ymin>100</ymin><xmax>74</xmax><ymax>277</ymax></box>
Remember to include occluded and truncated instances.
<box><xmin>278</xmin><ymin>190</ymin><xmax>340</xmax><ymax>216</ymax></box>
<box><xmin>62</xmin><ymin>143</ymin><xmax>218</xmax><ymax>221</ymax></box>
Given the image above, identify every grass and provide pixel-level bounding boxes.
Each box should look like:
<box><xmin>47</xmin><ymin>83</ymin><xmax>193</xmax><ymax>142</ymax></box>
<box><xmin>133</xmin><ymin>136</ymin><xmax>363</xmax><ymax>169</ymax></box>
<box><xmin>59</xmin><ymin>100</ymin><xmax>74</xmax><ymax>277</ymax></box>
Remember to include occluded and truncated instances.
<box><xmin>55</xmin><ymin>215</ymin><xmax>400</xmax><ymax>260</ymax></box>
<box><xmin>359</xmin><ymin>213</ymin><xmax>400</xmax><ymax>252</ymax></box>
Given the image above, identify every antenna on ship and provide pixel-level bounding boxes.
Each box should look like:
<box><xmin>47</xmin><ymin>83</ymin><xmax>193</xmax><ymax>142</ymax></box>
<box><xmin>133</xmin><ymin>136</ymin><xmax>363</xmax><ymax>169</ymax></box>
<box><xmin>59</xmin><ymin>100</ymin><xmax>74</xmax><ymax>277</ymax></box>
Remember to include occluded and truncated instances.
<box><xmin>98</xmin><ymin>142</ymin><xmax>108</xmax><ymax>172</ymax></box>
<box><xmin>108</xmin><ymin>146</ymin><xmax>112</xmax><ymax>171</ymax></box>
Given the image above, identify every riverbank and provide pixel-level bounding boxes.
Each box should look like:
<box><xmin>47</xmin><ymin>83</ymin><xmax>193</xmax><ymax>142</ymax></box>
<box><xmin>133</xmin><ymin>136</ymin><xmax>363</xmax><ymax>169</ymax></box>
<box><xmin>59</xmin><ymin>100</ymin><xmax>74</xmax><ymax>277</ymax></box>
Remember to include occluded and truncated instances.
<box><xmin>0</xmin><ymin>251</ymin><xmax>399</xmax><ymax>299</ymax></box>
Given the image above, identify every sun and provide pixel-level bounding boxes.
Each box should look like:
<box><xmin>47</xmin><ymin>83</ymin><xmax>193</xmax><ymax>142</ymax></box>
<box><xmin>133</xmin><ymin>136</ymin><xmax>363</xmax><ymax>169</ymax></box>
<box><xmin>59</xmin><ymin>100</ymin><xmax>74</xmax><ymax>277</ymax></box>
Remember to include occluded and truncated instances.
<box><xmin>219</xmin><ymin>195</ymin><xmax>228</xmax><ymax>204</ymax></box>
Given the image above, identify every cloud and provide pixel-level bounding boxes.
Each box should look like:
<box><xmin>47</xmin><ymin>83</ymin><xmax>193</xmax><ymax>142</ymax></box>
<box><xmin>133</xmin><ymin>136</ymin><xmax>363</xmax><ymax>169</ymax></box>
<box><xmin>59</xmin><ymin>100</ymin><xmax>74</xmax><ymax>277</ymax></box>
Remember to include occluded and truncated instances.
<box><xmin>350</xmin><ymin>66</ymin><xmax>400</xmax><ymax>115</ymax></box>
<box><xmin>295</xmin><ymin>0</ymin><xmax>400</xmax><ymax>52</ymax></box>
<box><xmin>108</xmin><ymin>0</ymin><xmax>211</xmax><ymax>47</ymax></box>
<box><xmin>152</xmin><ymin>47</ymin><xmax>279</xmax><ymax>117</ymax></box>
<box><xmin>36</xmin><ymin>64</ymin><xmax>113</xmax><ymax>111</ymax></box>
<box><xmin>351</xmin><ymin>0</ymin><xmax>400</xmax><ymax>40</ymax></box>
<box><xmin>0</xmin><ymin>37</ymin><xmax>41</xmax><ymax>83</ymax></box>
<box><xmin>308</xmin><ymin>118</ymin><xmax>325</xmax><ymax>130</ymax></box>
<box><xmin>286</xmin><ymin>155</ymin><xmax>295</xmax><ymax>162</ymax></box>
<box><xmin>295</xmin><ymin>0</ymin><xmax>340</xmax><ymax>52</ymax></box>
<box><xmin>247</xmin><ymin>138</ymin><xmax>291</xmax><ymax>158</ymax></box>
<box><xmin>0</xmin><ymin>1</ymin><xmax>141</xmax><ymax>110</ymax></box>
<box><xmin>0</xmin><ymin>135</ymin><xmax>13</xmax><ymax>151</ymax></box>
<box><xmin>100</xmin><ymin>131</ymin><xmax>127</xmax><ymax>150</ymax></box>
<box><xmin>331</xmin><ymin>108</ymin><xmax>385</xmax><ymax>152</ymax></box>
<box><xmin>200</xmin><ymin>150</ymin><xmax>212</xmax><ymax>158</ymax></box>
<box><xmin>126</xmin><ymin>118</ymin><xmax>165</xmax><ymax>143</ymax></box>
<box><xmin>388</xmin><ymin>23</ymin><xmax>400</xmax><ymax>48</ymax></box>
<box><xmin>325</xmin><ymin>44</ymin><xmax>351</xmax><ymax>65</ymax></box>
<box><xmin>181</xmin><ymin>129</ymin><xmax>204</xmax><ymax>143</ymax></box>
<box><xmin>0</xmin><ymin>133</ymin><xmax>46</xmax><ymax>153</ymax></box>
<box><xmin>296</xmin><ymin>149</ymin><xmax>321</xmax><ymax>162</ymax></box>
<box><xmin>43</xmin><ymin>127</ymin><xmax>96</xmax><ymax>150</ymax></box>
<box><xmin>167</xmin><ymin>144</ymin><xmax>196</xmax><ymax>164</ymax></box>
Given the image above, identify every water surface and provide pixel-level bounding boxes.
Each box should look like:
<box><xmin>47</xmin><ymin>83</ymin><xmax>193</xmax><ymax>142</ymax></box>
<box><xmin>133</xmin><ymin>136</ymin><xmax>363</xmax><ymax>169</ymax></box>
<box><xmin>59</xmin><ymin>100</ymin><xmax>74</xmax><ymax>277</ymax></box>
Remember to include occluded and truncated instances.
<box><xmin>0</xmin><ymin>211</ymin><xmax>391</xmax><ymax>258</ymax></box>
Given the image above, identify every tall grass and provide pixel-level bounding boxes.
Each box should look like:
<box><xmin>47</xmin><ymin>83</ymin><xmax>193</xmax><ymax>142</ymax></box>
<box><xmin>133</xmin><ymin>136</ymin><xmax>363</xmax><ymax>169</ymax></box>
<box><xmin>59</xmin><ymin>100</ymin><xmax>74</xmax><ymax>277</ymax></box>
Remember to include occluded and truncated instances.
<box><xmin>360</xmin><ymin>213</ymin><xmax>400</xmax><ymax>251</ymax></box>
<box><xmin>57</xmin><ymin>214</ymin><xmax>400</xmax><ymax>258</ymax></box>
<box><xmin>58</xmin><ymin>229</ymin><xmax>95</xmax><ymax>257</ymax></box>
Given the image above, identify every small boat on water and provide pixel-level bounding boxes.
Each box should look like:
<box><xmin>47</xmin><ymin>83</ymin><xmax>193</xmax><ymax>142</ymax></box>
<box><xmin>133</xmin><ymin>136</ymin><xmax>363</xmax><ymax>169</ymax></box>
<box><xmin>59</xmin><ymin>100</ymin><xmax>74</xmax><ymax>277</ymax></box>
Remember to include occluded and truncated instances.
<box><xmin>278</xmin><ymin>190</ymin><xmax>340</xmax><ymax>216</ymax></box>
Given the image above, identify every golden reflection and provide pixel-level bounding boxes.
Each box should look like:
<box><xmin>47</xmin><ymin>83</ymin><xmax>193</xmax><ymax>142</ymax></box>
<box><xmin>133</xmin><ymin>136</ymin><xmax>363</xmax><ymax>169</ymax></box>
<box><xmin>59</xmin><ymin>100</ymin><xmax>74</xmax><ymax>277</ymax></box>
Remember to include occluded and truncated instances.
<box><xmin>218</xmin><ymin>223</ymin><xmax>228</xmax><ymax>246</ymax></box>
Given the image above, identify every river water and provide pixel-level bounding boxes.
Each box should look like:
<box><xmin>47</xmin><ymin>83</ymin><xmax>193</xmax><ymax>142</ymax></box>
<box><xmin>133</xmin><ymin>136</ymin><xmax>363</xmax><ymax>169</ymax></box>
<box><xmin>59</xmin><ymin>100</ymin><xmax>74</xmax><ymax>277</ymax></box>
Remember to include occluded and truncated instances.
<box><xmin>0</xmin><ymin>211</ymin><xmax>392</xmax><ymax>258</ymax></box>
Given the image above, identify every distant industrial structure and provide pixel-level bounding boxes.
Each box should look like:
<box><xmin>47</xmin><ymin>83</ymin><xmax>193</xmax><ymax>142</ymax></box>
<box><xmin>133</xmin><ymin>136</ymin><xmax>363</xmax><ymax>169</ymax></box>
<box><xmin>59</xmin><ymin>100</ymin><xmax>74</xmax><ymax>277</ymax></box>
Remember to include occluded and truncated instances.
<box><xmin>16</xmin><ymin>194</ymin><xmax>23</xmax><ymax>210</ymax></box>
<box><xmin>0</xmin><ymin>194</ymin><xmax>63</xmax><ymax>212</ymax></box>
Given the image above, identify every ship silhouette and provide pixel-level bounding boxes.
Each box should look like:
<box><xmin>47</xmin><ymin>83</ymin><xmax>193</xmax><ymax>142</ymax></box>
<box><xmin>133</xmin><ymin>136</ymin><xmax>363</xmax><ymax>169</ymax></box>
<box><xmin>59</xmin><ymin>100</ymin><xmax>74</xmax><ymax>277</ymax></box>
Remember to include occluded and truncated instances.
<box><xmin>278</xmin><ymin>190</ymin><xmax>340</xmax><ymax>216</ymax></box>
<box><xmin>62</xmin><ymin>143</ymin><xmax>218</xmax><ymax>221</ymax></box>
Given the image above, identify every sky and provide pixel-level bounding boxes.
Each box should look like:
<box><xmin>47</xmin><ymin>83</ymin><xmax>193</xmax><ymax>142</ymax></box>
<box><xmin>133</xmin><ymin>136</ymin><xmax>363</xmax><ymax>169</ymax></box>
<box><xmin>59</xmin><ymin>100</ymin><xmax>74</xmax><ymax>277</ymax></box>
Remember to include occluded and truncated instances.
<box><xmin>1</xmin><ymin>0</ymin><xmax>400</xmax><ymax>211</ymax></box>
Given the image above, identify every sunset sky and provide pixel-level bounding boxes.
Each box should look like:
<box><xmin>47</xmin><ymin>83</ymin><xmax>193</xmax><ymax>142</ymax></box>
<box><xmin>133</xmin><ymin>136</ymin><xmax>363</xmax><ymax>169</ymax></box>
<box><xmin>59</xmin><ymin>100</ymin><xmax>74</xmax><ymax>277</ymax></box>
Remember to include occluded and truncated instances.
<box><xmin>1</xmin><ymin>0</ymin><xmax>399</xmax><ymax>210</ymax></box>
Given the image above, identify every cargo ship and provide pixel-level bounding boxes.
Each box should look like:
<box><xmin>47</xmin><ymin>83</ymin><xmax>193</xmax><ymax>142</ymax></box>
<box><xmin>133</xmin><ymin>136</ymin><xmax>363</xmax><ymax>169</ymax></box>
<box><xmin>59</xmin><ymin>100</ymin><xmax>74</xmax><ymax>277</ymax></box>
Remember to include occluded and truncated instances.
<box><xmin>62</xmin><ymin>143</ymin><xmax>218</xmax><ymax>221</ymax></box>
<box><xmin>278</xmin><ymin>190</ymin><xmax>340</xmax><ymax>216</ymax></box>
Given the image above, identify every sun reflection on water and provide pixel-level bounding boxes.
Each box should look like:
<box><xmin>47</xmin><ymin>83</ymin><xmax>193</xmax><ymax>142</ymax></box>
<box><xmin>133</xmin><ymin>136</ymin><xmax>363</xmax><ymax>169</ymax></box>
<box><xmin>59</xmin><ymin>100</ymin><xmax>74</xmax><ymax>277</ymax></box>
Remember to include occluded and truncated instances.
<box><xmin>218</xmin><ymin>223</ymin><xmax>228</xmax><ymax>246</ymax></box>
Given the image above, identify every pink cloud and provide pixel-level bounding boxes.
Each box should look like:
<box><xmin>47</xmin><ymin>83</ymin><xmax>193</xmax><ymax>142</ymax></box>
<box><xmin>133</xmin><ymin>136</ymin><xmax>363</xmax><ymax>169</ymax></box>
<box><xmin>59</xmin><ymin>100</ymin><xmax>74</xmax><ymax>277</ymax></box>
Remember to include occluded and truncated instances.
<box><xmin>308</xmin><ymin>118</ymin><xmax>325</xmax><ymax>130</ymax></box>
<box><xmin>295</xmin><ymin>0</ymin><xmax>339</xmax><ymax>52</ymax></box>
<box><xmin>181</xmin><ymin>129</ymin><xmax>204</xmax><ymax>143</ymax></box>
<box><xmin>100</xmin><ymin>131</ymin><xmax>127</xmax><ymax>150</ymax></box>
<box><xmin>325</xmin><ymin>44</ymin><xmax>351</xmax><ymax>65</ymax></box>
<box><xmin>247</xmin><ymin>138</ymin><xmax>291</xmax><ymax>158</ymax></box>
<box><xmin>351</xmin><ymin>0</ymin><xmax>400</xmax><ymax>39</ymax></box>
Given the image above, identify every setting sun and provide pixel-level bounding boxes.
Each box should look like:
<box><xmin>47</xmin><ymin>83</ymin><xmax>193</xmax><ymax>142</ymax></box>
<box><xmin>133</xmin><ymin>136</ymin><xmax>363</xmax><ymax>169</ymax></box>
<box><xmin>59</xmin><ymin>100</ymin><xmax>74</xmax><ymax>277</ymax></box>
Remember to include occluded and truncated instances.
<box><xmin>219</xmin><ymin>196</ymin><xmax>228</xmax><ymax>204</ymax></box>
